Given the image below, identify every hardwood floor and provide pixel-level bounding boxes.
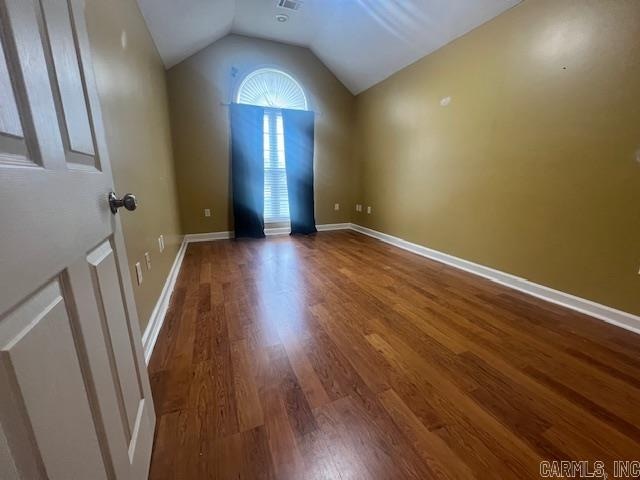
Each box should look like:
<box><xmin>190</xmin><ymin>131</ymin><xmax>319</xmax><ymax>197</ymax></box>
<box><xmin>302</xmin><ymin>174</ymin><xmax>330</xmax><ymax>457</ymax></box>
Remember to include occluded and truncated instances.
<box><xmin>147</xmin><ymin>230</ymin><xmax>640</xmax><ymax>479</ymax></box>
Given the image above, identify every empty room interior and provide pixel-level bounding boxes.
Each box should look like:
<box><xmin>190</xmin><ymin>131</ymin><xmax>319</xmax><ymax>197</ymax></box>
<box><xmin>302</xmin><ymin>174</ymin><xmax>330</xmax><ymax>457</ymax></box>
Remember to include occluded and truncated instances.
<box><xmin>2</xmin><ymin>0</ymin><xmax>640</xmax><ymax>478</ymax></box>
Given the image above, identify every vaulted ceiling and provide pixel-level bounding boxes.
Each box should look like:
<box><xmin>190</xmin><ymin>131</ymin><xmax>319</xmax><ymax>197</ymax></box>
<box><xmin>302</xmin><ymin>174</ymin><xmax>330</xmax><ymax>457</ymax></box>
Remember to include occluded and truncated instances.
<box><xmin>136</xmin><ymin>0</ymin><xmax>521</xmax><ymax>94</ymax></box>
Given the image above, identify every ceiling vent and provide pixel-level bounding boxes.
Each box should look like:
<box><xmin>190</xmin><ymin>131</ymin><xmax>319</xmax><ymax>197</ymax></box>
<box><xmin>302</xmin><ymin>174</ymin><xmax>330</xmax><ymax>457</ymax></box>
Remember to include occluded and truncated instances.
<box><xmin>277</xmin><ymin>0</ymin><xmax>302</xmax><ymax>11</ymax></box>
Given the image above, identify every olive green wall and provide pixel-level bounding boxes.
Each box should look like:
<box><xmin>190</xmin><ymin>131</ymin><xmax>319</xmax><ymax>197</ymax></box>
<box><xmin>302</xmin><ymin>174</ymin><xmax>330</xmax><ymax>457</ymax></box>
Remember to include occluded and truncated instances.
<box><xmin>166</xmin><ymin>34</ymin><xmax>356</xmax><ymax>233</ymax></box>
<box><xmin>354</xmin><ymin>0</ymin><xmax>640</xmax><ymax>315</ymax></box>
<box><xmin>85</xmin><ymin>0</ymin><xmax>183</xmax><ymax>332</ymax></box>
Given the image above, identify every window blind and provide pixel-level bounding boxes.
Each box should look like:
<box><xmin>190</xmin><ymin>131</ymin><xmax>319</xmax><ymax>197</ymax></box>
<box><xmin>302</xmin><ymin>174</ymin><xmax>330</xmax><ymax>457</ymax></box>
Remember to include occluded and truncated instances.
<box><xmin>263</xmin><ymin>110</ymin><xmax>289</xmax><ymax>222</ymax></box>
<box><xmin>237</xmin><ymin>68</ymin><xmax>308</xmax><ymax>224</ymax></box>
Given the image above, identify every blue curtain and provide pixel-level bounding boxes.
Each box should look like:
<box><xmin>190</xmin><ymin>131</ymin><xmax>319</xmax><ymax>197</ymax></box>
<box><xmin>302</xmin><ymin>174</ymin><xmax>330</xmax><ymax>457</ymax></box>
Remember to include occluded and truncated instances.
<box><xmin>230</xmin><ymin>103</ymin><xmax>265</xmax><ymax>238</ymax></box>
<box><xmin>282</xmin><ymin>109</ymin><xmax>317</xmax><ymax>235</ymax></box>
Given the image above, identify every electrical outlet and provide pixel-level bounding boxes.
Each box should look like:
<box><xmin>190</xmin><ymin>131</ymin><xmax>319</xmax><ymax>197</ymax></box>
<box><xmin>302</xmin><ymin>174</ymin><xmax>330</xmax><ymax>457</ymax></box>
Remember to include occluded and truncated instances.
<box><xmin>135</xmin><ymin>262</ymin><xmax>143</xmax><ymax>285</ymax></box>
<box><xmin>367</xmin><ymin>206</ymin><xmax>372</xmax><ymax>214</ymax></box>
<box><xmin>145</xmin><ymin>252</ymin><xmax>151</xmax><ymax>271</ymax></box>
<box><xmin>356</xmin><ymin>204</ymin><xmax>362</xmax><ymax>212</ymax></box>
<box><xmin>158</xmin><ymin>235</ymin><xmax>164</xmax><ymax>252</ymax></box>
<box><xmin>334</xmin><ymin>203</ymin><xmax>340</xmax><ymax>211</ymax></box>
<box><xmin>204</xmin><ymin>208</ymin><xmax>211</xmax><ymax>217</ymax></box>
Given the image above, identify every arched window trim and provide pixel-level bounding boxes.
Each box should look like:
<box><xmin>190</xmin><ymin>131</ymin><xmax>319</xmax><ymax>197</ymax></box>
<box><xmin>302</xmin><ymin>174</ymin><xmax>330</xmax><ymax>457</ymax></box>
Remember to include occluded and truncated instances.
<box><xmin>235</xmin><ymin>67</ymin><xmax>308</xmax><ymax>111</ymax></box>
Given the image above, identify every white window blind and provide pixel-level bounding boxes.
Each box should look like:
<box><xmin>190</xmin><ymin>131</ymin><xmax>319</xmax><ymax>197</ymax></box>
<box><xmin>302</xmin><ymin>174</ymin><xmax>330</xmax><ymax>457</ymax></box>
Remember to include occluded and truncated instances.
<box><xmin>263</xmin><ymin>111</ymin><xmax>289</xmax><ymax>222</ymax></box>
<box><xmin>236</xmin><ymin>68</ymin><xmax>307</xmax><ymax>223</ymax></box>
<box><xmin>237</xmin><ymin>68</ymin><xmax>307</xmax><ymax>111</ymax></box>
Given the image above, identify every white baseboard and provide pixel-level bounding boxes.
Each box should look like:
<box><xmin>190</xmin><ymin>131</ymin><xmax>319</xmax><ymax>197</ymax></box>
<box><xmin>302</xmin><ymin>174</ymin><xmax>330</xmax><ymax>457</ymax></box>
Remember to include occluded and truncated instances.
<box><xmin>141</xmin><ymin>237</ymin><xmax>188</xmax><ymax>364</ymax></box>
<box><xmin>317</xmin><ymin>223</ymin><xmax>351</xmax><ymax>231</ymax></box>
<box><xmin>182</xmin><ymin>223</ymin><xmax>352</xmax><ymax>242</ymax></box>
<box><xmin>183</xmin><ymin>231</ymin><xmax>233</xmax><ymax>243</ymax></box>
<box><xmin>350</xmin><ymin>223</ymin><xmax>640</xmax><ymax>336</ymax></box>
<box><xmin>266</xmin><ymin>223</ymin><xmax>352</xmax><ymax>234</ymax></box>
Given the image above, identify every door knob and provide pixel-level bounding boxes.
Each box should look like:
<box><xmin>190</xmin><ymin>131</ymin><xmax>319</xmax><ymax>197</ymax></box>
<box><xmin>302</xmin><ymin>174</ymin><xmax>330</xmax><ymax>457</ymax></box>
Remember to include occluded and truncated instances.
<box><xmin>108</xmin><ymin>192</ymin><xmax>137</xmax><ymax>214</ymax></box>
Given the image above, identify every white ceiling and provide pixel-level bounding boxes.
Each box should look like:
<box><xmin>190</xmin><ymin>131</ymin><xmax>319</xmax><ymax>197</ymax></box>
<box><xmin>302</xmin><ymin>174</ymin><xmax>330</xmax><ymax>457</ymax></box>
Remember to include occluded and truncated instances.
<box><xmin>136</xmin><ymin>0</ymin><xmax>521</xmax><ymax>94</ymax></box>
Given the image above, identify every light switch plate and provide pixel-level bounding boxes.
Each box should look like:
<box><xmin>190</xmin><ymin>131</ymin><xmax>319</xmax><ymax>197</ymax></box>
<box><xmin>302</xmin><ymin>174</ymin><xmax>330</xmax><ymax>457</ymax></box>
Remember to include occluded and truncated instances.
<box><xmin>145</xmin><ymin>252</ymin><xmax>151</xmax><ymax>271</ymax></box>
<box><xmin>158</xmin><ymin>235</ymin><xmax>164</xmax><ymax>252</ymax></box>
<box><xmin>367</xmin><ymin>206</ymin><xmax>372</xmax><ymax>214</ymax></box>
<box><xmin>135</xmin><ymin>262</ymin><xmax>143</xmax><ymax>285</ymax></box>
<box><xmin>334</xmin><ymin>203</ymin><xmax>340</xmax><ymax>211</ymax></box>
<box><xmin>204</xmin><ymin>208</ymin><xmax>211</xmax><ymax>217</ymax></box>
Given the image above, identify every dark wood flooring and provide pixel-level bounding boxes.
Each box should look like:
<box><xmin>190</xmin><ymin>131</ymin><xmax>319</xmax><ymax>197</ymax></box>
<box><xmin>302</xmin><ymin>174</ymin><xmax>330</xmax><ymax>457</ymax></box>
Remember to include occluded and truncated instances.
<box><xmin>147</xmin><ymin>230</ymin><xmax>640</xmax><ymax>479</ymax></box>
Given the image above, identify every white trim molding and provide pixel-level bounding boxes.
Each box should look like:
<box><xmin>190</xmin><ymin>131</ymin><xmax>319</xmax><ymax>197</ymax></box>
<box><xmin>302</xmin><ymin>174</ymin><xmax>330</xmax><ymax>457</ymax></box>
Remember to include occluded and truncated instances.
<box><xmin>350</xmin><ymin>224</ymin><xmax>640</xmax><ymax>336</ymax></box>
<box><xmin>183</xmin><ymin>231</ymin><xmax>233</xmax><ymax>243</ymax></box>
<box><xmin>141</xmin><ymin>237</ymin><xmax>188</xmax><ymax>363</ymax></box>
<box><xmin>181</xmin><ymin>223</ymin><xmax>352</xmax><ymax>242</ymax></box>
<box><xmin>266</xmin><ymin>223</ymin><xmax>352</xmax><ymax>235</ymax></box>
<box><xmin>317</xmin><ymin>223</ymin><xmax>351</xmax><ymax>231</ymax></box>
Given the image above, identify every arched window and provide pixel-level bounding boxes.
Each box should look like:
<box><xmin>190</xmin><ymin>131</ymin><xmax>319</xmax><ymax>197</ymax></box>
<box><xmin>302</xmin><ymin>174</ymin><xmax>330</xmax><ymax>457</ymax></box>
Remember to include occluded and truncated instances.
<box><xmin>236</xmin><ymin>68</ymin><xmax>307</xmax><ymax>222</ymax></box>
<box><xmin>237</xmin><ymin>68</ymin><xmax>307</xmax><ymax>110</ymax></box>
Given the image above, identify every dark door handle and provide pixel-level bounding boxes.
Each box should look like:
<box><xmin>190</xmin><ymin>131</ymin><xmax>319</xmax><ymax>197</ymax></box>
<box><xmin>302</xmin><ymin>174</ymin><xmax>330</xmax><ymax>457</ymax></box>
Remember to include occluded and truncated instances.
<box><xmin>108</xmin><ymin>192</ymin><xmax>137</xmax><ymax>214</ymax></box>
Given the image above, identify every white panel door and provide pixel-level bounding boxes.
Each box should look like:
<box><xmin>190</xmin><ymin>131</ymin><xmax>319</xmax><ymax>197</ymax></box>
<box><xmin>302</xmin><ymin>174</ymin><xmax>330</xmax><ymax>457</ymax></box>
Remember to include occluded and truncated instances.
<box><xmin>0</xmin><ymin>0</ymin><xmax>155</xmax><ymax>479</ymax></box>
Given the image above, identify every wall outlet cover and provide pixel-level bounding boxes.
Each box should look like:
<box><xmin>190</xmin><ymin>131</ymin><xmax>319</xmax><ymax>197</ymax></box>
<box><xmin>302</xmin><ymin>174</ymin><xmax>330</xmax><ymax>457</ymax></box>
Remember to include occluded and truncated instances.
<box><xmin>204</xmin><ymin>208</ymin><xmax>211</xmax><ymax>217</ymax></box>
<box><xmin>135</xmin><ymin>262</ymin><xmax>143</xmax><ymax>285</ymax></box>
<box><xmin>145</xmin><ymin>252</ymin><xmax>151</xmax><ymax>270</ymax></box>
<box><xmin>367</xmin><ymin>206</ymin><xmax>372</xmax><ymax>214</ymax></box>
<box><xmin>334</xmin><ymin>203</ymin><xmax>340</xmax><ymax>211</ymax></box>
